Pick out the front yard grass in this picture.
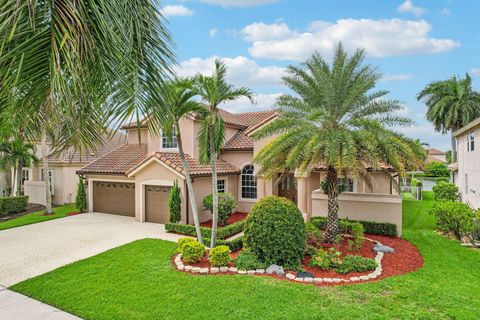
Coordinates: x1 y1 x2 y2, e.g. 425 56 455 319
11 193 480 319
0 204 77 231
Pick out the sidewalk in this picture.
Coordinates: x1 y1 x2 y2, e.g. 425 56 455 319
0 286 81 320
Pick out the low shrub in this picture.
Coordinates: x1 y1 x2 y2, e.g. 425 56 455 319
203 192 236 226
168 180 182 223
181 240 205 263
216 220 245 239
244 196 306 269
177 237 196 253
165 220 245 240
334 255 377 274
310 217 397 237
308 247 341 270
304 244 317 256
209 245 231 267
216 237 243 252
234 252 266 270
432 182 460 202
305 222 324 247
436 177 449 183
0 196 29 215
342 221 364 251
430 201 477 240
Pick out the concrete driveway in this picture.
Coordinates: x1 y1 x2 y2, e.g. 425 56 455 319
0 213 184 287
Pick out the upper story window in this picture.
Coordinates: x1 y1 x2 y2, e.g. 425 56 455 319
338 177 354 192
467 131 475 152
161 127 178 149
241 165 257 199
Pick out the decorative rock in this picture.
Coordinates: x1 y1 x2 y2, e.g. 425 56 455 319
266 264 285 276
219 266 229 273
304 277 314 283
332 278 343 283
210 267 219 274
294 277 304 282
359 275 369 281
238 270 247 275
185 265 193 272
229 267 238 273
373 244 395 253
286 273 296 280
247 270 256 275
174 255 182 263
177 265 185 271
296 271 314 278
256 269 265 274
191 267 201 273
323 278 333 283
350 277 360 282
200 268 209 274
314 278 323 283
368 273 377 279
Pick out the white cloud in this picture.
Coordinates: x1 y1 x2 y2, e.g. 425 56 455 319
381 74 413 82
200 0 280 8
163 5 193 17
470 68 480 76
241 19 459 61
176 56 285 87
221 93 281 113
397 0 426 17
439 8 451 16
209 29 219 38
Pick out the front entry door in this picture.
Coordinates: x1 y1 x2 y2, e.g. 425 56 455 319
278 173 297 204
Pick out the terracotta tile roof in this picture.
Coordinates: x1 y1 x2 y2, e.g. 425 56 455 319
426 155 447 164
48 132 127 164
223 131 254 151
127 152 240 177
77 144 148 175
427 148 447 155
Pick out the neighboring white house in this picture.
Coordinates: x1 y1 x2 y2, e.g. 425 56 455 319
426 148 448 164
451 118 480 209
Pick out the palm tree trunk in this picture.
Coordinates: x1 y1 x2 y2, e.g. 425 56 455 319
451 133 457 163
15 160 22 196
325 166 339 243
42 132 53 214
209 124 219 248
12 162 18 196
175 123 203 244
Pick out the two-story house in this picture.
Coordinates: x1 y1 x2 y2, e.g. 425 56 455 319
77 109 404 234
451 118 480 209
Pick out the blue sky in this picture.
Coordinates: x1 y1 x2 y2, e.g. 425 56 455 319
162 0 480 150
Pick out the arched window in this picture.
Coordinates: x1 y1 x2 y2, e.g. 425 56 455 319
241 164 257 199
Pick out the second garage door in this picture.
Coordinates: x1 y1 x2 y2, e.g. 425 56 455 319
145 185 171 223
93 181 135 216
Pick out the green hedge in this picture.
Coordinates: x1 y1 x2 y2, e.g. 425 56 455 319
310 216 398 237
0 196 29 215
165 220 245 241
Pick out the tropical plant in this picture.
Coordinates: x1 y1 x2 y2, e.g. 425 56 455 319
432 182 460 202
192 60 253 248
0 0 174 214
0 139 38 196
75 176 88 213
203 192 236 226
417 74 480 162
168 180 182 223
424 161 450 177
430 201 476 241
147 79 205 242
252 44 425 242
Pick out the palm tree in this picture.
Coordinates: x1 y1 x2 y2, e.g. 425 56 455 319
0 139 39 196
192 60 253 248
417 74 480 162
0 1 174 213
148 78 207 243
252 44 425 243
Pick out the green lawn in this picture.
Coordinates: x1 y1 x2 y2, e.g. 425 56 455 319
0 204 77 231
11 193 480 319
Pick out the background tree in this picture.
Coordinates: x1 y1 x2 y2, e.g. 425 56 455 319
192 60 253 248
0 0 174 213
253 44 425 242
148 79 206 241
417 74 480 162
76 176 88 213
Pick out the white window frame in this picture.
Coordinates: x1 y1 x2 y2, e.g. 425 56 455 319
160 127 178 151
467 131 475 152
41 168 55 195
239 164 257 201
217 178 227 193
338 177 356 193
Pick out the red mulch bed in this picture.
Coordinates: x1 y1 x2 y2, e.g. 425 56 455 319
200 212 247 228
174 234 424 286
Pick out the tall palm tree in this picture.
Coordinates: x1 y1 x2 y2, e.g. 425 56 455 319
0 0 174 213
252 44 425 242
417 74 480 162
192 60 253 248
0 139 39 196
148 78 207 243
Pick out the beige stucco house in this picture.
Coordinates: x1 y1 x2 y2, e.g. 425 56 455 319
451 118 480 209
426 148 448 164
23 133 126 206
78 109 403 234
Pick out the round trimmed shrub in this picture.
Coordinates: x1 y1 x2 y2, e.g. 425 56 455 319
177 237 196 253
209 245 231 267
182 240 205 263
243 196 306 268
203 192 237 226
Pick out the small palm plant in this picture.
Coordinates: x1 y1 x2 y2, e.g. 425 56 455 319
192 60 253 248
253 44 425 242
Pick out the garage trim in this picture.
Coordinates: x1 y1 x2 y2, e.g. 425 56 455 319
87 178 134 213
140 179 176 223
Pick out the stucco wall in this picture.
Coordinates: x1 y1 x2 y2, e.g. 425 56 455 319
311 192 403 236
456 125 480 209
220 151 253 169
127 128 149 145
